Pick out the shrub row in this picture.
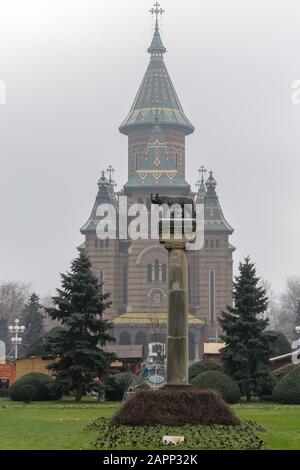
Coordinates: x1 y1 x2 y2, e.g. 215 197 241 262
9 373 63 402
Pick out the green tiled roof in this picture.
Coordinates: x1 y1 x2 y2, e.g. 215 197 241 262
203 172 234 234
80 172 118 234
119 25 194 135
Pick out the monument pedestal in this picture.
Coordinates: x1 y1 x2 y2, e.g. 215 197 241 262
111 195 240 427
166 245 189 386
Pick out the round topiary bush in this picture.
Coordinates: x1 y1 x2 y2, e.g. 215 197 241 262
188 361 223 382
9 373 63 402
191 370 241 404
19 384 37 403
273 366 300 404
272 364 297 383
260 364 298 398
111 388 241 426
105 372 148 401
266 330 291 358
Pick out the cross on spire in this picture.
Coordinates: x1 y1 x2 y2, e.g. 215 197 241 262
199 165 207 183
106 165 117 190
195 166 207 192
149 2 164 27
106 165 115 184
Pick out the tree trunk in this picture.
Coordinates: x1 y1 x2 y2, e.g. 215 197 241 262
246 392 251 402
75 378 83 402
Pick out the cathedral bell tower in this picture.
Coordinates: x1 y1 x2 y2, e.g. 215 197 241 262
119 2 194 196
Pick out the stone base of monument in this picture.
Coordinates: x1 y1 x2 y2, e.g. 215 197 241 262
111 387 240 427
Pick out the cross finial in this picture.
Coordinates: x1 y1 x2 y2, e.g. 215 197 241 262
106 165 115 184
199 165 207 183
149 2 164 28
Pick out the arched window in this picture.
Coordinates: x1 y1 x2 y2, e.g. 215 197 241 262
162 263 167 282
154 259 160 281
150 290 163 307
99 270 104 294
147 263 152 282
119 332 131 345
209 270 215 325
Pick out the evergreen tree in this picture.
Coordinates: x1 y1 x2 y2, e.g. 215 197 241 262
21 293 44 356
219 256 272 401
45 252 115 401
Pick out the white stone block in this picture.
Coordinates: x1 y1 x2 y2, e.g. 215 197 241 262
163 435 185 445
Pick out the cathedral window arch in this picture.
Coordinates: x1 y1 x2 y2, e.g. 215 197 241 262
162 263 167 282
119 331 131 345
147 260 167 282
154 259 160 281
209 270 215 325
99 270 105 294
147 263 152 282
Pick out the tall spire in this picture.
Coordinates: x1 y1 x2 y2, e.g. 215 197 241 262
148 2 166 56
119 3 194 135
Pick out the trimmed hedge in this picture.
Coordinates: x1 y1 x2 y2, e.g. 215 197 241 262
272 364 297 383
105 372 149 401
266 330 291 358
19 384 37 403
188 361 223 382
261 364 298 397
9 373 63 402
111 388 241 426
273 366 300 404
191 370 241 404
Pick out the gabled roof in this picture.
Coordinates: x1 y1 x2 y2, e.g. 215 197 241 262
119 23 194 135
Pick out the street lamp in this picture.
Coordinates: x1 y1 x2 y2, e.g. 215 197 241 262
8 319 25 360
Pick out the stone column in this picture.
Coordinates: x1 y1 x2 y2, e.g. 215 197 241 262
166 246 189 386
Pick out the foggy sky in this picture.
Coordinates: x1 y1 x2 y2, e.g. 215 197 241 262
0 0 299 298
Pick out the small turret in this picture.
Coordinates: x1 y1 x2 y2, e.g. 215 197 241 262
204 171 234 234
80 169 117 234
195 166 207 203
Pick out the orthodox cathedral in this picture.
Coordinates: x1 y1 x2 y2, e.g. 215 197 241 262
80 4 234 362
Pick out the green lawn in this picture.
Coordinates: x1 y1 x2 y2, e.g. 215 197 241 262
0 397 299 450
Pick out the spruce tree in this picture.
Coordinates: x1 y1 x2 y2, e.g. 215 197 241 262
21 293 44 357
219 256 272 401
46 252 115 401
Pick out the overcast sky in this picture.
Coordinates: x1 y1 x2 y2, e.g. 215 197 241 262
0 0 299 297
